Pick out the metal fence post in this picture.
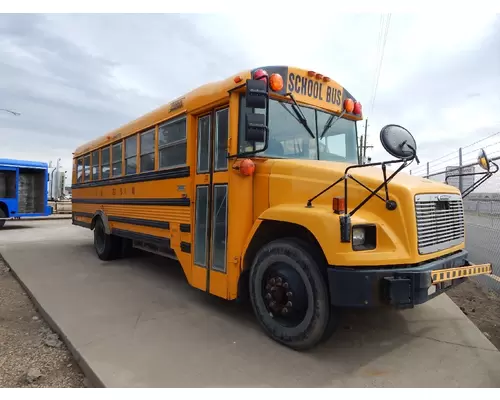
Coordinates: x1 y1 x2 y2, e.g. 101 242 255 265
458 147 463 194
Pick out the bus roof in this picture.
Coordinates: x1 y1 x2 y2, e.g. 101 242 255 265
73 66 361 157
0 158 48 169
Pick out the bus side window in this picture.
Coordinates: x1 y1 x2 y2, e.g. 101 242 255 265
125 134 137 175
159 117 187 169
215 108 229 171
140 129 155 172
83 155 91 182
77 158 83 182
91 150 99 180
101 147 110 179
112 142 123 177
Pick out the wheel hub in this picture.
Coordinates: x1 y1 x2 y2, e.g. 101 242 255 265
262 264 308 325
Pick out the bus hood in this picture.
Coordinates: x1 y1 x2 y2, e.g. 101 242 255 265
266 159 461 209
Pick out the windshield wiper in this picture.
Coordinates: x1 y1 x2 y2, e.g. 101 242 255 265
320 109 346 139
284 93 315 139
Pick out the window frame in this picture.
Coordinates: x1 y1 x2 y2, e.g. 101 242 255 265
197 114 211 174
76 158 83 183
158 115 187 170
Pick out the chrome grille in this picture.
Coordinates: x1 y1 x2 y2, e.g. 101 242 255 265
415 193 465 254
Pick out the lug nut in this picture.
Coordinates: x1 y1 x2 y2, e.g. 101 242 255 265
283 282 289 289
265 293 272 300
282 307 288 314
276 277 282 286
269 301 276 307
270 278 275 285
286 291 293 297
286 301 293 307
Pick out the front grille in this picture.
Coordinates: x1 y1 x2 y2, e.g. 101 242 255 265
415 193 465 255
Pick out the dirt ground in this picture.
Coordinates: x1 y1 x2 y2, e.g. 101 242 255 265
0 257 85 388
447 278 500 350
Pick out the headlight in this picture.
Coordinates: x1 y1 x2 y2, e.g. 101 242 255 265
352 227 366 246
352 225 376 250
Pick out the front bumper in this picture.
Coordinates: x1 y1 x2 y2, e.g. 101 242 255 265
327 250 492 309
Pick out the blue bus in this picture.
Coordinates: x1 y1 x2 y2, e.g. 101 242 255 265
0 158 52 229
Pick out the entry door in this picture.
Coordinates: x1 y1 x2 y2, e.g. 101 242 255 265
193 107 230 297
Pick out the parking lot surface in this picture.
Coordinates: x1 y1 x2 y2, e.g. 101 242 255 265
1 220 499 387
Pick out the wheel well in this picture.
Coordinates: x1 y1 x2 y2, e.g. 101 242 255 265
0 202 8 217
237 220 328 303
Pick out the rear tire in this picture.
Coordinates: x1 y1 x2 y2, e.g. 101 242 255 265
0 209 5 229
249 238 335 351
93 217 121 261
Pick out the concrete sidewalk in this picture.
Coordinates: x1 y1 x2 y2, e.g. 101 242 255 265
1 220 499 387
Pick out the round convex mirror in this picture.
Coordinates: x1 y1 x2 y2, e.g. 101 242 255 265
477 148 491 172
380 124 418 160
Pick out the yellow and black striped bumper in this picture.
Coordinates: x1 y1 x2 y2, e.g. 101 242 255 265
431 264 492 284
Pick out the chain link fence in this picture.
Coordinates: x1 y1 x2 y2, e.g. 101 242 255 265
410 133 500 293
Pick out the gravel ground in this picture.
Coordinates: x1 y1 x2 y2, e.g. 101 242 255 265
448 278 500 350
0 257 86 388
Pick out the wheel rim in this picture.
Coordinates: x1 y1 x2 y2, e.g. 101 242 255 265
94 222 106 254
261 262 308 327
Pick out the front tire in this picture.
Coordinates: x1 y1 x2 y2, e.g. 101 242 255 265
93 217 121 261
249 238 335 350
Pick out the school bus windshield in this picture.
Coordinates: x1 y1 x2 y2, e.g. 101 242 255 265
238 95 359 164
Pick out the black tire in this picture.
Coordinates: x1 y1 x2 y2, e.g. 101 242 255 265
0 208 5 229
93 217 121 261
249 238 335 350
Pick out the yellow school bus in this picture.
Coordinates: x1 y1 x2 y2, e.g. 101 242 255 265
72 66 497 350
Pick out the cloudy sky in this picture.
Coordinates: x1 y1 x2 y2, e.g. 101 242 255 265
1 13 499 190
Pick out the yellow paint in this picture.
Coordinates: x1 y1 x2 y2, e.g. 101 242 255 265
72 65 472 303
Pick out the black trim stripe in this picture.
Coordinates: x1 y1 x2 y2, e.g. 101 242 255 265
72 166 190 189
112 229 171 248
180 224 191 233
108 216 170 230
180 242 191 254
73 211 93 219
72 220 91 229
72 198 190 206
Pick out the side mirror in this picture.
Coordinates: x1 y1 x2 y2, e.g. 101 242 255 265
380 124 419 163
477 148 491 172
245 79 268 109
245 112 267 143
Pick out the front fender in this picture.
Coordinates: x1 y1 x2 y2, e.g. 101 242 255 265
258 204 342 265
250 204 409 267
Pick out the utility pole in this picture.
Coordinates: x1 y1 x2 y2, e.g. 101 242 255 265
363 117 369 162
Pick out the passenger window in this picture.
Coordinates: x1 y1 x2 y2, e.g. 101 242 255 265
91 150 99 180
77 158 83 182
101 147 110 179
112 142 122 177
211 184 228 272
215 108 229 171
197 115 211 173
140 129 155 172
194 185 209 267
125 135 137 175
83 155 91 182
159 117 187 169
